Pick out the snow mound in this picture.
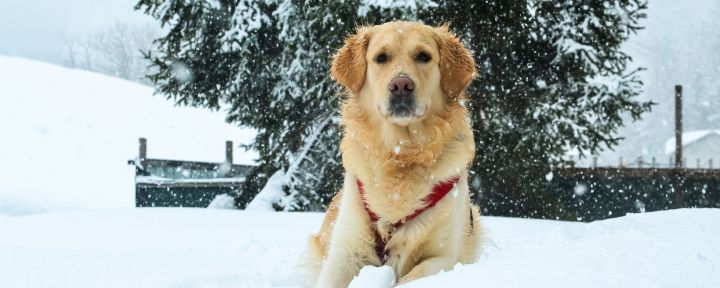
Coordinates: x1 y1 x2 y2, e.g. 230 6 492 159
245 170 286 211
207 194 236 209
404 209 720 288
0 196 46 216
0 56 256 212
0 208 717 287
349 266 395 288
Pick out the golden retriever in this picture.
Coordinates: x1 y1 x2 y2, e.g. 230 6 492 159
305 21 481 287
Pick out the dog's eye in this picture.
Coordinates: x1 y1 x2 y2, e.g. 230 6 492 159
374 53 388 64
415 52 431 63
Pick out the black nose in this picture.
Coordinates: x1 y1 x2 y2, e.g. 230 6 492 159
388 76 416 117
388 77 415 97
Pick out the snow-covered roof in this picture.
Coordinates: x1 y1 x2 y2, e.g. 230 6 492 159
664 130 720 154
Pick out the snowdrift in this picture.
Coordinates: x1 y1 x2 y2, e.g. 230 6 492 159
0 208 717 287
0 56 256 213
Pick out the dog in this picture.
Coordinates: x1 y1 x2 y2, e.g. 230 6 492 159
305 21 481 287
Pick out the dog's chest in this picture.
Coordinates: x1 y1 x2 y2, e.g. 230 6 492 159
379 203 455 278
379 222 426 276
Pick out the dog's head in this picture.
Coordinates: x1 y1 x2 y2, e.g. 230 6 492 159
332 22 476 126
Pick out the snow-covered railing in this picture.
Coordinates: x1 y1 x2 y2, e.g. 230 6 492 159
565 155 716 169
127 138 255 208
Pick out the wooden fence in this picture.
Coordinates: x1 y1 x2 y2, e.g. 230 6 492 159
548 167 720 221
571 156 715 169
126 137 719 219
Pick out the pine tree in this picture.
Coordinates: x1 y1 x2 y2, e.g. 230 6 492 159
137 0 651 216
424 0 652 218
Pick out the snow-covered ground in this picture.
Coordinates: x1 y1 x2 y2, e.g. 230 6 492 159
0 208 717 288
0 56 256 214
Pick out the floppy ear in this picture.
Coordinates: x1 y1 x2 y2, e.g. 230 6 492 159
331 27 371 94
433 25 477 99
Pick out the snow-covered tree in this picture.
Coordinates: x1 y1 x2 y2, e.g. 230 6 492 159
64 22 159 85
137 0 651 217
424 0 652 218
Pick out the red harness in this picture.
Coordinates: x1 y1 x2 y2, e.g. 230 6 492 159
356 176 460 261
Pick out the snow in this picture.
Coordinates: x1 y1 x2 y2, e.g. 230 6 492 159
545 171 554 181
0 56 257 213
574 183 588 196
207 194 236 209
410 209 720 287
245 170 287 211
663 129 720 154
0 208 717 287
0 209 316 288
349 266 395 288
135 176 247 184
357 0 438 17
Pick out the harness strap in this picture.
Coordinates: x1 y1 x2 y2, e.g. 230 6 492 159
357 176 460 261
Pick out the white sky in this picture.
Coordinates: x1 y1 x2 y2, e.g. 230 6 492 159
0 0 153 64
1 0 716 66
2 0 716 65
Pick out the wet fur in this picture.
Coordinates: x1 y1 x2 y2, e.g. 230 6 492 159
304 21 481 287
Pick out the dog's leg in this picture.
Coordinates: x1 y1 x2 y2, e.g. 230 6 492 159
397 256 456 285
315 239 377 288
314 175 379 288
303 191 343 287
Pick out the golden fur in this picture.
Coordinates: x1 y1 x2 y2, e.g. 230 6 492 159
305 21 481 287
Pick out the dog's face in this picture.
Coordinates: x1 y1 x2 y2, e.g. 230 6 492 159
332 22 476 126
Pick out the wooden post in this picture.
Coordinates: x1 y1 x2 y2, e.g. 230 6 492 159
675 85 683 169
225 141 233 164
139 138 147 168
671 85 685 208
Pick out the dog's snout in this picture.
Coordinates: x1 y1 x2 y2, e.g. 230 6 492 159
387 76 416 117
388 77 415 97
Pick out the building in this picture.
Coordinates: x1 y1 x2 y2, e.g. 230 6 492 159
664 130 720 168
